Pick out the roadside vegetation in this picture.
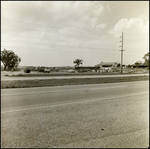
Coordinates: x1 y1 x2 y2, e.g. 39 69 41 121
1 76 149 89
1 49 149 89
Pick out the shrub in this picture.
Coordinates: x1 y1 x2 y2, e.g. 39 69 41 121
24 68 31 73
38 67 45 72
12 67 22 71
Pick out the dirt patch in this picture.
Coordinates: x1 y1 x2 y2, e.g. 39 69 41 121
1 76 149 89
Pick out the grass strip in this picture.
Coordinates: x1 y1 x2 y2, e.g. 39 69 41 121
1 76 149 89
6 72 142 77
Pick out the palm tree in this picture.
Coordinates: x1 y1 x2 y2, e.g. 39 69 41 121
73 59 83 67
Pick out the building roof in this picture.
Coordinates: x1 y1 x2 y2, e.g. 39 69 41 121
95 62 118 67
75 66 100 69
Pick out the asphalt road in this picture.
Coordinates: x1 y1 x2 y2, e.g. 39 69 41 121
1 73 149 81
1 81 149 148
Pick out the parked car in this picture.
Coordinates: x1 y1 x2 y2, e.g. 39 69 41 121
44 68 50 73
128 69 135 73
67 69 75 73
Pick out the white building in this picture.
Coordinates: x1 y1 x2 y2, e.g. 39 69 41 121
95 62 118 73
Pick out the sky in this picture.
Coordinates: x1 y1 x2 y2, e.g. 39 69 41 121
1 1 149 67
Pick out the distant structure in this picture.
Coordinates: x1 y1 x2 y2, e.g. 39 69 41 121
74 62 119 73
74 66 100 72
132 63 148 68
95 62 118 68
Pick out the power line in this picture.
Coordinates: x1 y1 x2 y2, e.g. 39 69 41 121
2 32 147 49
1 18 59 30
125 44 148 48
1 24 56 33
1 43 145 55
123 48 148 54
2 24 118 42
1 33 119 48
1 7 115 38
1 7 119 41
1 40 119 51
1 17 113 39
2 39 146 54
1 18 61 30
1 6 81 29
124 39 148 48
1 17 96 36
2 22 148 48
1 45 119 55
1 8 148 54
1 24 103 41
2 6 148 45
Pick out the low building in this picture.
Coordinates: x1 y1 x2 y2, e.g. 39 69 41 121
95 62 118 73
133 63 148 68
75 66 100 72
95 62 118 68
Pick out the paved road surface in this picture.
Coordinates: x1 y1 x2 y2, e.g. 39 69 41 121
1 81 149 148
1 73 149 81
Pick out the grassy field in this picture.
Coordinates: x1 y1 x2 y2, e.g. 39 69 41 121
2 71 127 77
1 68 149 77
1 76 149 89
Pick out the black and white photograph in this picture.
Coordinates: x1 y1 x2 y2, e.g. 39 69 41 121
1 1 149 148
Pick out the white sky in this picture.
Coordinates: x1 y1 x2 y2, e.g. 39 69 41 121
1 1 149 67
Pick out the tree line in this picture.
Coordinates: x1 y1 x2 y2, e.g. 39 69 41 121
1 48 149 71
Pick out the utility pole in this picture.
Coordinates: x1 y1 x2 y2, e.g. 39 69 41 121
119 32 125 73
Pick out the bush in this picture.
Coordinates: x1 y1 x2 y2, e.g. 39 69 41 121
37 67 45 72
24 68 31 73
6 67 13 71
12 67 22 71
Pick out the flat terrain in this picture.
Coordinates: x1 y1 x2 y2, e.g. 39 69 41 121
1 75 149 89
1 81 149 148
1 70 149 89
1 73 149 80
